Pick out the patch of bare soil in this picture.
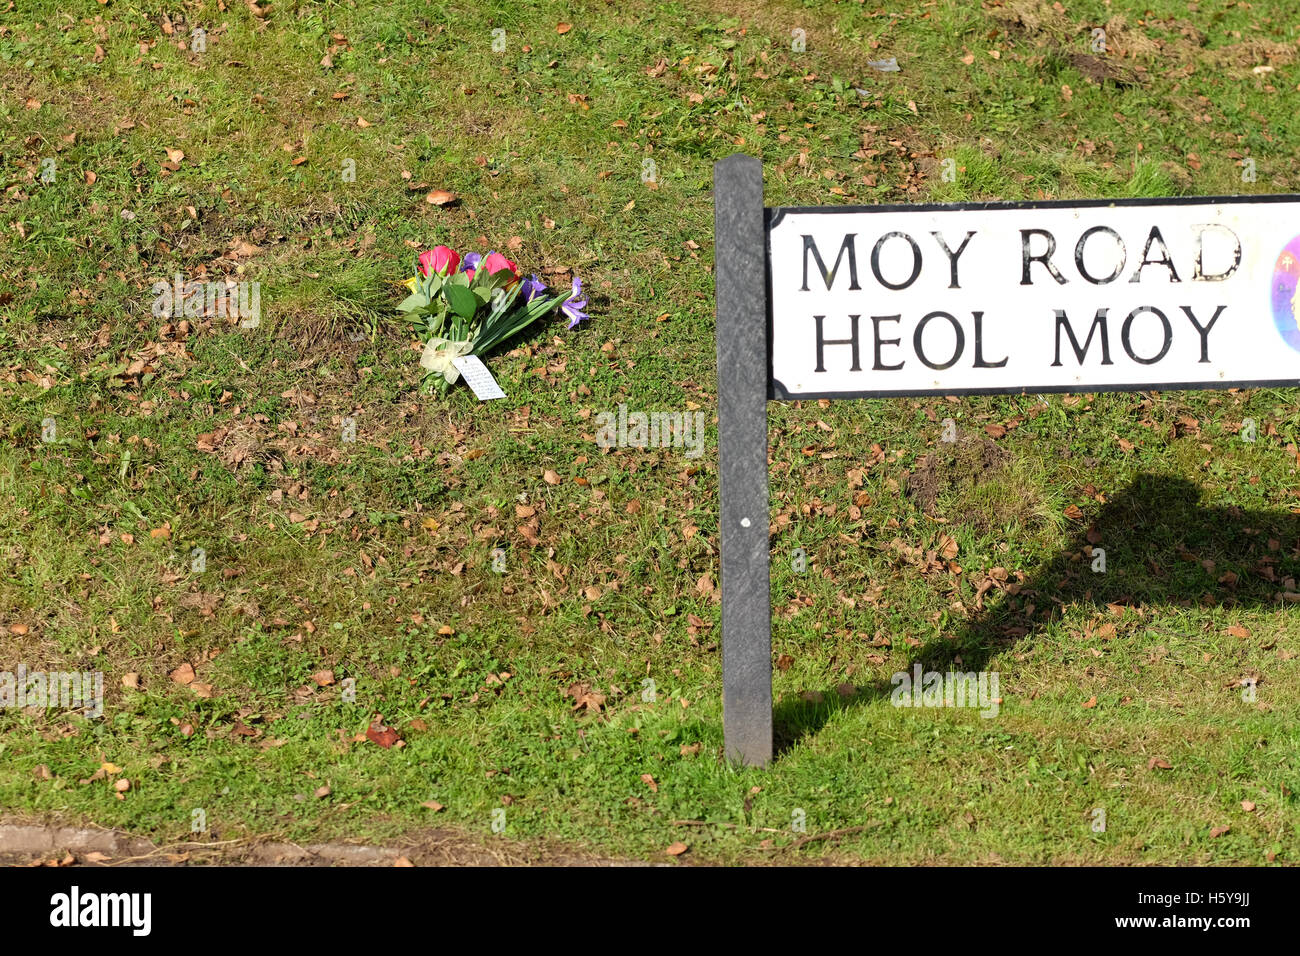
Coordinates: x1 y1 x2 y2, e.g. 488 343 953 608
906 436 1009 516
0 822 652 867
987 0 1299 79
1065 52 1141 88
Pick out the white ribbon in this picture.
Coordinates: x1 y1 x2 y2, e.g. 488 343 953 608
419 337 474 384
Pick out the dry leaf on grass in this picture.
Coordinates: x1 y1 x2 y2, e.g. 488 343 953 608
366 722 402 748
564 682 606 713
170 663 195 685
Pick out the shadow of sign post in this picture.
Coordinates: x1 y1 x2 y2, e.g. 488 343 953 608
712 153 1300 766
769 472 1298 757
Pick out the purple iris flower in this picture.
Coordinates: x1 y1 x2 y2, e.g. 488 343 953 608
461 252 482 278
561 276 588 329
521 274 547 303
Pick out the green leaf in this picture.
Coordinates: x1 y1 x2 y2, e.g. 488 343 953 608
396 293 427 313
445 283 479 320
474 295 554 355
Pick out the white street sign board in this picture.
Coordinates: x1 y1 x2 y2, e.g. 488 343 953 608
767 196 1300 398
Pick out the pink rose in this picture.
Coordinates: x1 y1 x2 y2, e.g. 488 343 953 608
419 246 460 277
481 251 519 279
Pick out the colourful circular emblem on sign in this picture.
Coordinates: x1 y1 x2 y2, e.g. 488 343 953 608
1272 236 1300 353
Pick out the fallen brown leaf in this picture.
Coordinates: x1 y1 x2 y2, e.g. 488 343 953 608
366 722 402 748
564 682 606 713
170 663 195 685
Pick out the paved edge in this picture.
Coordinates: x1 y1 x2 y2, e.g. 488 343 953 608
0 823 663 867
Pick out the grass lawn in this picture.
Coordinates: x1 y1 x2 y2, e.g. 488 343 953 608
0 0 1297 864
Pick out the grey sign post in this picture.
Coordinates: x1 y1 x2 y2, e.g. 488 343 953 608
713 154 772 766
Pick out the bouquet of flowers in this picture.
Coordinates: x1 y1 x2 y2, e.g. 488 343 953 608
397 245 588 394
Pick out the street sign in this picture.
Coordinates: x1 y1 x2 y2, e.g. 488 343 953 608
713 153 1300 765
